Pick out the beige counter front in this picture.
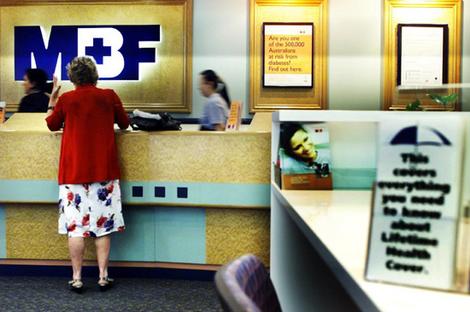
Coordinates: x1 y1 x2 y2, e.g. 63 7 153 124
0 113 271 267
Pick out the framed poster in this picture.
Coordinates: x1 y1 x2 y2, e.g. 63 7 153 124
397 24 449 87
263 23 314 88
383 0 462 110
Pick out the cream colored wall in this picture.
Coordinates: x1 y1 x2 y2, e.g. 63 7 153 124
190 0 470 114
2 1 469 115
192 0 384 113
191 0 249 117
461 1 470 110
328 0 383 110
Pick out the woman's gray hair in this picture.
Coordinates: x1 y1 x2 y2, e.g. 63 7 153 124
67 56 99 86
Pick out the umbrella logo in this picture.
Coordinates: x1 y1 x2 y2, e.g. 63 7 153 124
390 126 451 146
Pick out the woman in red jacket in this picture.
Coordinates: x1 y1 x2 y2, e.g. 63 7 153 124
46 56 130 293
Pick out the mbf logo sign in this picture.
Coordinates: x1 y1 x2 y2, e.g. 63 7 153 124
14 25 160 81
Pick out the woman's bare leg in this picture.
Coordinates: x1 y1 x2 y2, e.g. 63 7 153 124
95 235 111 278
68 237 85 280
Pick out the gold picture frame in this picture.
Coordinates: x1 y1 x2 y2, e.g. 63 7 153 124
383 0 462 111
249 0 328 112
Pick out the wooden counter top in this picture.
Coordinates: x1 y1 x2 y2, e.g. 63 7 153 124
0 113 269 135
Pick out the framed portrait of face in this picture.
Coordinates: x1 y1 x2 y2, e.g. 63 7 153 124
278 123 332 190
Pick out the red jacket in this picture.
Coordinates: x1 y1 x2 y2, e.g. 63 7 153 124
46 85 130 185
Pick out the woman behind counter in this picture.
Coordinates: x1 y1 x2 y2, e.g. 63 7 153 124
199 69 230 131
18 68 51 112
45 56 130 293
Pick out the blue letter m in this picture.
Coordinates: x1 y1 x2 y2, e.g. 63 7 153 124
14 26 77 80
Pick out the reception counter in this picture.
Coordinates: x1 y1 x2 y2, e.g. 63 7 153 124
0 113 271 267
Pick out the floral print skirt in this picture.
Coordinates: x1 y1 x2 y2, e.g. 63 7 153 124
58 180 125 238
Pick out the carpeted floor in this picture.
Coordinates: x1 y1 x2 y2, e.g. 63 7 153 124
0 276 223 312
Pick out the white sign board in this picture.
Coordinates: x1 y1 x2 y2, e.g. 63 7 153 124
400 26 445 87
366 118 464 290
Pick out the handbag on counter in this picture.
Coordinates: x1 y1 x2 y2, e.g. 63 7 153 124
129 110 182 131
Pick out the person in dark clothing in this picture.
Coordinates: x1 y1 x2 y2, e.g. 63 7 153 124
18 68 51 112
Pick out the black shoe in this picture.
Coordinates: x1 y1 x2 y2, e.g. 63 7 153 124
68 279 84 294
98 277 114 292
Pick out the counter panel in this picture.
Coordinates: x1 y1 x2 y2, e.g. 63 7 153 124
206 208 270 265
0 132 60 180
5 204 97 260
0 205 6 258
118 132 151 181
148 133 270 183
0 180 270 207
1 203 269 265
0 114 271 265
0 114 271 208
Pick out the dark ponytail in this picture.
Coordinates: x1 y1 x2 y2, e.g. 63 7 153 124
200 69 231 107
